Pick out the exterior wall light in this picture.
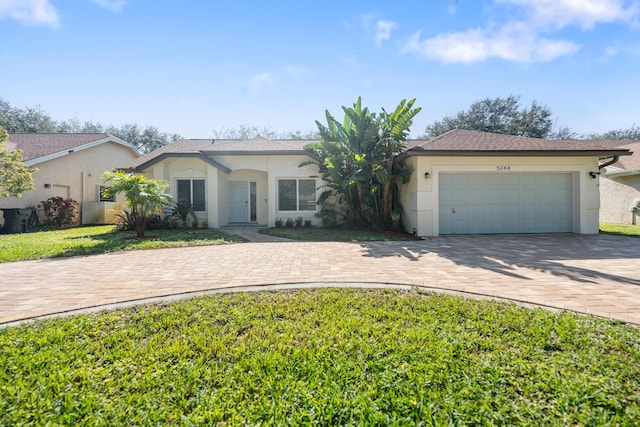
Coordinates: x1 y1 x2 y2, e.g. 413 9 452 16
589 171 600 179
424 172 431 179
44 183 51 188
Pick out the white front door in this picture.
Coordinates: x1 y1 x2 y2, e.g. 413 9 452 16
229 181 249 223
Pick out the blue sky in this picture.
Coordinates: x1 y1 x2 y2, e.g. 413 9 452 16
1 0 639 138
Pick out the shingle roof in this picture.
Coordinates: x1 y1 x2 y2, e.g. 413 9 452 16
7 133 136 162
575 139 639 172
127 138 316 171
400 129 632 159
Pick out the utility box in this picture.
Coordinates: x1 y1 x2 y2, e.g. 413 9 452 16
1 208 33 234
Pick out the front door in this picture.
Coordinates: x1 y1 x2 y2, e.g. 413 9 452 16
229 181 257 223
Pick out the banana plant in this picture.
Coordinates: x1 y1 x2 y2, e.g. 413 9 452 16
305 97 421 230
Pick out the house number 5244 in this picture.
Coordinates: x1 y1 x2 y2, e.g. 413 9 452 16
496 165 511 171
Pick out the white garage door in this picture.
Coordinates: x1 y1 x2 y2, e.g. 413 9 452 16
439 173 573 234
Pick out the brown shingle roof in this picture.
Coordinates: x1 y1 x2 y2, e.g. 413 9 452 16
609 141 639 171
7 133 135 162
126 138 316 171
575 139 639 171
400 129 632 159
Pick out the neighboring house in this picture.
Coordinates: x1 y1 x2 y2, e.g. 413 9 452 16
124 130 632 237
597 141 640 224
397 130 632 236
124 139 321 228
1 133 139 226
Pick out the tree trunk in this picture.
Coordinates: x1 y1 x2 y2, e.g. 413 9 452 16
132 206 145 238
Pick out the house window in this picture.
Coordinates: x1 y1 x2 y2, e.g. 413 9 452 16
278 179 316 211
177 179 205 211
99 185 115 202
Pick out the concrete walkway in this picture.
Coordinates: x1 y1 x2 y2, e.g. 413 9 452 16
1 234 639 326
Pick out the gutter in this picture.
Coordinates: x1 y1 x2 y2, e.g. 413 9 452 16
598 156 619 171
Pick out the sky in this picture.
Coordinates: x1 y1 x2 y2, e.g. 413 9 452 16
1 0 639 139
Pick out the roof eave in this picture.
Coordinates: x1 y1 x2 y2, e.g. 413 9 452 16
397 149 632 161
130 152 232 174
23 135 139 166
603 169 640 178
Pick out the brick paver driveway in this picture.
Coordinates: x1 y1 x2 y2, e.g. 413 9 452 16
1 234 639 325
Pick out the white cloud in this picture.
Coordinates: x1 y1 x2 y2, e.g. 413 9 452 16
0 0 59 27
401 0 634 64
497 0 639 30
249 72 274 92
359 13 397 46
374 19 397 46
90 0 127 12
402 25 580 64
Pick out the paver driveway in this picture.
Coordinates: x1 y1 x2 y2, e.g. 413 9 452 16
1 234 639 325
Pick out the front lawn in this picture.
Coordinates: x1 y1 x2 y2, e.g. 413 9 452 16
1 288 638 425
260 226 421 241
600 222 640 237
0 225 244 263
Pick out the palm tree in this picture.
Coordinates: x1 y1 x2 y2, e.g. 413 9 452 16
102 171 171 238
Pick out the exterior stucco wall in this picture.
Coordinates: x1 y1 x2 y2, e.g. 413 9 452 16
139 153 320 228
0 142 137 226
400 155 600 236
599 174 640 224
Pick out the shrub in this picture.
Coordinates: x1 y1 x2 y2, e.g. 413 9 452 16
304 220 312 227
295 216 304 227
112 209 134 231
275 218 283 228
40 197 78 228
285 218 294 227
166 202 198 228
113 210 163 231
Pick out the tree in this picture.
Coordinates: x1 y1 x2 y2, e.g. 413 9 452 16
211 124 318 140
589 124 640 141
0 97 181 154
306 97 421 230
101 171 171 238
0 98 58 133
424 95 554 139
106 123 181 153
0 126 35 197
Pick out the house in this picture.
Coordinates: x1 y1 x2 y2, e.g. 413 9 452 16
397 130 632 236
597 141 640 224
123 130 632 236
124 138 321 228
1 133 139 227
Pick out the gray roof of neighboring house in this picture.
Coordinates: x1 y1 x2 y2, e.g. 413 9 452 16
399 130 633 159
127 138 316 171
7 133 138 164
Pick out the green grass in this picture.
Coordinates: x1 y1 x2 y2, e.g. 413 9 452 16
1 288 638 425
0 225 244 263
600 222 640 237
260 227 420 241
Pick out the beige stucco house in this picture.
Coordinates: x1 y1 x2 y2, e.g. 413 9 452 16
1 133 139 226
597 141 640 224
397 130 632 236
125 139 321 228
124 130 632 236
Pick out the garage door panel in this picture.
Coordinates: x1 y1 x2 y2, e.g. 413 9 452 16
439 172 573 235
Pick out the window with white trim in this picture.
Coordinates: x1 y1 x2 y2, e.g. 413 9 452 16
177 179 205 211
278 179 316 211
